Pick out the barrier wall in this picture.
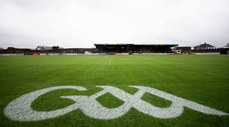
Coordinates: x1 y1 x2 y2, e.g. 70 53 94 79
192 52 220 55
114 53 129 55
132 53 174 55
32 53 40 55
0 53 225 56
0 54 24 56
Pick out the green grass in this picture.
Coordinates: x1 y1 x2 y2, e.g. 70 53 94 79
0 55 229 127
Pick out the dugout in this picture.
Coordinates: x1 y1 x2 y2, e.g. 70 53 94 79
94 44 178 53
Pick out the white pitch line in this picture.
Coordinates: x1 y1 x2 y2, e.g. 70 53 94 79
196 70 229 78
109 59 111 66
176 65 229 78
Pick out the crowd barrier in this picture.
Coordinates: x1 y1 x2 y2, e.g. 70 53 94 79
32 53 40 55
192 52 220 55
114 53 129 55
132 53 174 55
0 54 24 56
0 52 224 56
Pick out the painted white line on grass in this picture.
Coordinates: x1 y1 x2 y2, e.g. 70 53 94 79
178 65 229 78
4 86 228 121
196 70 229 78
109 59 111 66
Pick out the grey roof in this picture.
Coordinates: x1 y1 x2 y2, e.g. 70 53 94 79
36 46 52 50
194 43 215 48
94 44 179 46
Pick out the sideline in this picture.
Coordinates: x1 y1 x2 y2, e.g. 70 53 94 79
109 59 111 66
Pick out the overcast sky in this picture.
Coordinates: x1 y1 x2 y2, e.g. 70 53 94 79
0 0 229 48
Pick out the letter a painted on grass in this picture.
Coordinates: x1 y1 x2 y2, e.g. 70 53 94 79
4 86 228 121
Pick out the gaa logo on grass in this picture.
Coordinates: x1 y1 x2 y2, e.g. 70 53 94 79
4 86 228 121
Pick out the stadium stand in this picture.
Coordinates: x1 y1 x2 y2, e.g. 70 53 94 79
94 44 178 54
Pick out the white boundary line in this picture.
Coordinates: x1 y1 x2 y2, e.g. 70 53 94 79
109 59 111 66
197 70 229 78
176 65 229 78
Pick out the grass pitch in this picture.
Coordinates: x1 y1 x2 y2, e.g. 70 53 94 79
0 55 229 127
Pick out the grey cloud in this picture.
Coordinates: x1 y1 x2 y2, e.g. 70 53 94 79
0 0 228 48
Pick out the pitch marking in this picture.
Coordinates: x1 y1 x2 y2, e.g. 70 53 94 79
176 65 229 78
109 59 111 66
4 86 228 121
